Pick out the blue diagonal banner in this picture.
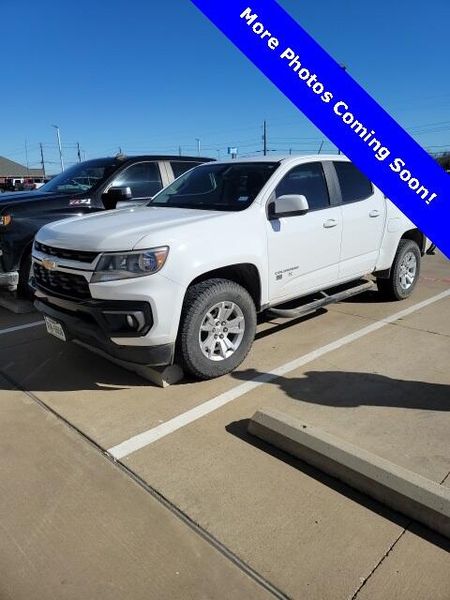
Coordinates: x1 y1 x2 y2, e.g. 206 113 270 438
190 0 450 258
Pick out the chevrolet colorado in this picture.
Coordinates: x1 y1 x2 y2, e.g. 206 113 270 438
32 155 430 380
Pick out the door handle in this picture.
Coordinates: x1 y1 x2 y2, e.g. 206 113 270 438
369 210 381 218
323 219 338 228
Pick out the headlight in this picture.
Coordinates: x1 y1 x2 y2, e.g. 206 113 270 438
0 215 12 226
91 246 169 283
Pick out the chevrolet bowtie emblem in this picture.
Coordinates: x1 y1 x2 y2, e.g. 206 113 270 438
42 258 57 270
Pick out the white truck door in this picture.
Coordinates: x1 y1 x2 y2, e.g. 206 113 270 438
333 161 386 280
266 161 342 303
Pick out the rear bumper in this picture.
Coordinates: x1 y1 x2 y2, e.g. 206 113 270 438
34 295 175 366
0 270 19 288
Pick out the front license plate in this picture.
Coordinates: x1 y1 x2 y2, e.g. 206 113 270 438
44 316 67 342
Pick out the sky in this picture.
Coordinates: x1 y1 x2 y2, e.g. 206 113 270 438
1 0 449 173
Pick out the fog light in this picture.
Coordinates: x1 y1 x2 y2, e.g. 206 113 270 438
102 310 147 334
126 314 137 328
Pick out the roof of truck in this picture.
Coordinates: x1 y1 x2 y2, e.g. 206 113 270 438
210 154 349 165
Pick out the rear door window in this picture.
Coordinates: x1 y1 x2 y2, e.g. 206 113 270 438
334 162 373 203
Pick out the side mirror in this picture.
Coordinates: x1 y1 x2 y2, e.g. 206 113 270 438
268 194 309 219
102 186 132 210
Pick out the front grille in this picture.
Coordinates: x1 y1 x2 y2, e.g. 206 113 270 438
35 241 98 264
34 263 91 300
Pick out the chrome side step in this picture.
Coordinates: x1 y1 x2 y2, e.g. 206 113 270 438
268 280 375 319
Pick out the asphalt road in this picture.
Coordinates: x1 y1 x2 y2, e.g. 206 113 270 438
0 252 449 600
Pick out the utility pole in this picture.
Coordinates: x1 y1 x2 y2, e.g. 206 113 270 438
77 142 82 162
178 146 182 156
52 125 64 171
24 139 29 175
318 140 324 154
39 143 46 178
195 138 201 156
263 120 267 156
216 149 221 160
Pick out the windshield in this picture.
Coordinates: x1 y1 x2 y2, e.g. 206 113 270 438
148 162 278 211
40 160 116 194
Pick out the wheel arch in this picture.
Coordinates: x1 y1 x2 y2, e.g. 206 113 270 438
376 228 425 279
401 228 426 255
185 263 262 311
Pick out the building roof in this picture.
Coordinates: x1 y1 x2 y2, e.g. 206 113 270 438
0 155 44 178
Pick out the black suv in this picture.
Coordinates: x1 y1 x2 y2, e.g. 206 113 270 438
0 154 212 296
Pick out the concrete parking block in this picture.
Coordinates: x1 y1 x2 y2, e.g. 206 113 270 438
75 340 185 387
248 408 450 538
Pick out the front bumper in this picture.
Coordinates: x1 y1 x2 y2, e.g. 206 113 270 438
34 293 175 366
0 270 19 288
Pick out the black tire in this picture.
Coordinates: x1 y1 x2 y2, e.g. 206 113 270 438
377 239 421 300
179 278 257 380
17 252 33 299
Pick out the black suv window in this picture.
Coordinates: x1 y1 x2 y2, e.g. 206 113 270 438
276 162 330 211
111 162 162 199
170 161 203 178
40 159 116 194
334 161 373 203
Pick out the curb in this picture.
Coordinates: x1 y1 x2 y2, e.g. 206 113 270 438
248 408 450 539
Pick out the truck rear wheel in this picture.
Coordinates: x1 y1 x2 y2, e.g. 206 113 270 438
377 239 421 300
179 278 256 380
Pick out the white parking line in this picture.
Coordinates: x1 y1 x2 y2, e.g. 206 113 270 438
108 289 450 460
0 321 44 336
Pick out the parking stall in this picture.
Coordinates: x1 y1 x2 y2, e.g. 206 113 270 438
0 253 449 600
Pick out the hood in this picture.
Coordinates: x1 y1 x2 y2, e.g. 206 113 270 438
0 190 75 208
36 205 224 252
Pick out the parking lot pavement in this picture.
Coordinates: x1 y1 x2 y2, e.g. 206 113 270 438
0 310 42 332
355 526 450 600
0 252 448 599
0 377 273 600
0 299 390 450
119 283 449 598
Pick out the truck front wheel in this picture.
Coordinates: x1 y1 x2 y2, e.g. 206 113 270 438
18 252 33 299
377 239 421 300
179 278 256 380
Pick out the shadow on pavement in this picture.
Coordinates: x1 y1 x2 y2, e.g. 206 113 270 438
231 369 450 412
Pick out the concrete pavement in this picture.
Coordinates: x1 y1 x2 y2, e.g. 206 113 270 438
0 379 273 600
0 251 448 599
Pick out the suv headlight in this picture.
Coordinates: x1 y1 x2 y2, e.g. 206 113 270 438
91 246 169 283
0 215 12 226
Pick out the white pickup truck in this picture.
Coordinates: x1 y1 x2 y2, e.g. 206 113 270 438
32 155 430 379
